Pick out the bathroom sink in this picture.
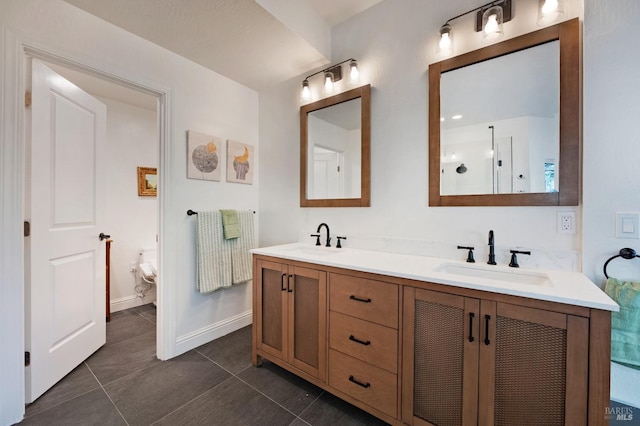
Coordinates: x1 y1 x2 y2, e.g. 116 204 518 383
435 262 552 287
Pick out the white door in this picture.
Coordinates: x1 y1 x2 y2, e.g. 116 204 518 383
26 60 107 402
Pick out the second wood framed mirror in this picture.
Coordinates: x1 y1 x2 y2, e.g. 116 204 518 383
429 19 580 206
300 84 371 207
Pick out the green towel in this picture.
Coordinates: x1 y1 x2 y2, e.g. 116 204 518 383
220 209 241 240
605 277 640 367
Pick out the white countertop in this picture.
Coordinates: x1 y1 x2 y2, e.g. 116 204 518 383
251 243 619 312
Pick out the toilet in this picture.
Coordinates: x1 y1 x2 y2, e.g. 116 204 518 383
139 248 157 304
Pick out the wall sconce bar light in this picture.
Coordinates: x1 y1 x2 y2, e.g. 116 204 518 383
301 58 359 102
437 0 512 57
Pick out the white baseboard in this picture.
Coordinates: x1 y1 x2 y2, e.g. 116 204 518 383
110 290 156 313
611 362 640 408
174 310 253 355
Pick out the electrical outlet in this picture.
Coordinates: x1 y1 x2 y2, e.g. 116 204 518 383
558 211 576 234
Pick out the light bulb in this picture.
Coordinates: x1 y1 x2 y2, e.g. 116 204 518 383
349 60 360 85
436 24 453 57
538 0 564 26
484 14 499 35
542 0 559 14
324 71 334 93
301 80 311 102
482 6 504 43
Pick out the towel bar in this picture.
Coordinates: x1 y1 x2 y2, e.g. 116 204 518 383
604 248 640 278
187 209 255 216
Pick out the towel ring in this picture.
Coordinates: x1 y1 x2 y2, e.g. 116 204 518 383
603 248 639 278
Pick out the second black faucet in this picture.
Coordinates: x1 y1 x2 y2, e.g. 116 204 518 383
316 223 331 247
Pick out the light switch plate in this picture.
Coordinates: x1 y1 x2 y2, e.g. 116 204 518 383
616 212 640 239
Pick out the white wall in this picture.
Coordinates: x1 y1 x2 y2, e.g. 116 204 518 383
582 0 640 284
102 97 159 311
0 1 258 422
259 0 583 269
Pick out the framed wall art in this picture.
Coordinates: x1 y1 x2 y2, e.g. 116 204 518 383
226 140 254 185
137 167 157 196
187 130 222 181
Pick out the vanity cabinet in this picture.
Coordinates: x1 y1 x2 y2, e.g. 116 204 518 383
253 258 327 380
252 252 611 426
402 287 589 426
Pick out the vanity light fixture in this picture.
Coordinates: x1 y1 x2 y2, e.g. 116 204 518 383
300 58 359 102
436 0 512 57
452 114 463 120
537 0 564 26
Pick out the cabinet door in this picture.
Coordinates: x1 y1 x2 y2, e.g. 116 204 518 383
287 265 327 380
403 287 479 426
255 259 288 362
478 302 589 426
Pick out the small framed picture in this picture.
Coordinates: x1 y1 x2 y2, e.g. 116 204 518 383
226 140 254 184
137 167 157 196
187 130 222 181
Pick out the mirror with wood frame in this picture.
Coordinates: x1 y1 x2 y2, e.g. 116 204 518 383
429 18 580 206
300 84 371 207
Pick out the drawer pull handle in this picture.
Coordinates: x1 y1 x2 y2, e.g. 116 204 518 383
349 295 371 303
281 273 286 292
484 314 491 346
287 274 293 293
468 312 475 343
348 375 371 389
349 335 371 346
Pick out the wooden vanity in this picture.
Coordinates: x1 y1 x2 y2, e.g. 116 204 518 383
252 245 616 425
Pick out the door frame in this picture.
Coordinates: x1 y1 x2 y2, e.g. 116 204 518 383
0 30 175 422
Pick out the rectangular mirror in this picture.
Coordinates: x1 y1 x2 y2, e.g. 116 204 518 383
429 19 580 206
301 84 371 207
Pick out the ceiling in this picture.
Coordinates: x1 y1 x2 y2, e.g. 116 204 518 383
61 0 385 92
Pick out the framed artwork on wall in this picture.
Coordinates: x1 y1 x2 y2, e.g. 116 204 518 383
137 167 157 196
187 130 222 181
226 140 254 184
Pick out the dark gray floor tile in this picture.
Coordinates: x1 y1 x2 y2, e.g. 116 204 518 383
299 392 389 426
130 303 157 323
87 331 159 384
107 309 155 345
195 325 252 374
24 363 100 418
153 376 295 426
20 388 126 426
238 360 322 415
289 418 312 426
104 350 231 425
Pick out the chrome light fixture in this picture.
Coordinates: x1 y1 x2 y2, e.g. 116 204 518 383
436 0 512 57
537 0 564 26
300 58 359 102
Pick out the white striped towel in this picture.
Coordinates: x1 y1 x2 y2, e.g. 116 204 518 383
229 210 255 284
196 210 255 294
196 211 232 293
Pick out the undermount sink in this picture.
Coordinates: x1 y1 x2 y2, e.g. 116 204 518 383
435 262 552 287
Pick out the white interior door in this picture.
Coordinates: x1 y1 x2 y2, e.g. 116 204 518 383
26 60 107 403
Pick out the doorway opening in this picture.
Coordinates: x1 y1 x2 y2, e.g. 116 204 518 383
23 49 167 403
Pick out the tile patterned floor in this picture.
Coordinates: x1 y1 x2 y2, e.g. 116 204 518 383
18 305 387 426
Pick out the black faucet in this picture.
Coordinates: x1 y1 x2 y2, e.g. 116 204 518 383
487 230 497 265
316 223 331 247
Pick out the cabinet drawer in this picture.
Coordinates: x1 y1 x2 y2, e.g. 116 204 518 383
329 273 398 328
329 349 397 418
329 311 397 373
